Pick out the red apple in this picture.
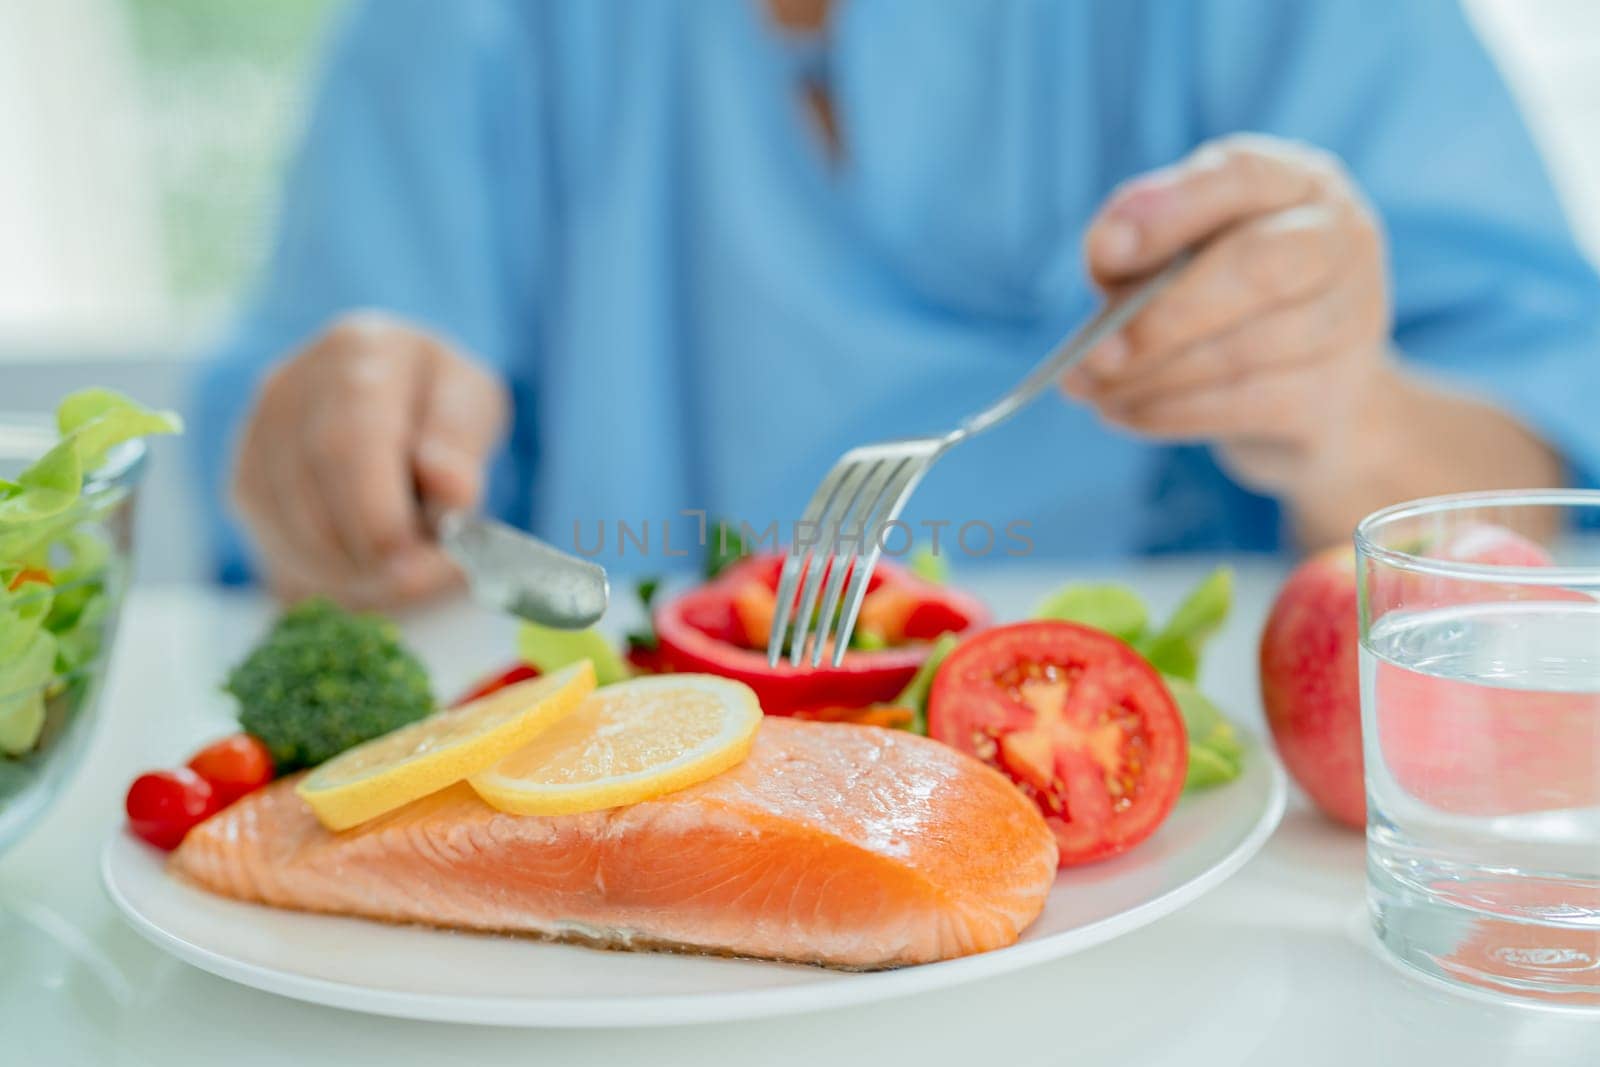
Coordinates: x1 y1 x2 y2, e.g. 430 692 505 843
1373 653 1600 817
1433 522 1553 568
1258 525 1556 830
1259 548 1365 828
1254 521 1555 831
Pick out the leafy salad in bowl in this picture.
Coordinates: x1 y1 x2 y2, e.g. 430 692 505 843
0 389 181 854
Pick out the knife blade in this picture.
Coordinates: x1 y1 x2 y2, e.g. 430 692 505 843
435 508 609 629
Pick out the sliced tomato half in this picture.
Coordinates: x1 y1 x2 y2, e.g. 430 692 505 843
928 620 1187 866
652 554 989 716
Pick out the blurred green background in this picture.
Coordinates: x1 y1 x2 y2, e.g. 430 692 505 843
123 0 340 322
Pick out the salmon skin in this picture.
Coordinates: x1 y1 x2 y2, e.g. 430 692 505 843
171 719 1058 969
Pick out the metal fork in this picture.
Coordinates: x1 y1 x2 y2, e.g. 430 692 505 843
767 252 1192 668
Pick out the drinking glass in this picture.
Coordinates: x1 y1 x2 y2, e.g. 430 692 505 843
1357 490 1600 1008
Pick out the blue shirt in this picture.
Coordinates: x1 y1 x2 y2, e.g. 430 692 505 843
192 0 1600 580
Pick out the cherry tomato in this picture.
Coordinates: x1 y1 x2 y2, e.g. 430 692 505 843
187 733 276 807
125 768 220 851
452 663 542 707
928 620 1187 866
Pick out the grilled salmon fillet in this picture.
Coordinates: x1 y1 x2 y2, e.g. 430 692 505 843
171 718 1057 968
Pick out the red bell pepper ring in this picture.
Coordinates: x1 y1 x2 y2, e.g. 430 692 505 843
651 554 988 717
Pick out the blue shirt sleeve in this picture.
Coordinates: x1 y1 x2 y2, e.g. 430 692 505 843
1192 0 1600 487
187 0 546 582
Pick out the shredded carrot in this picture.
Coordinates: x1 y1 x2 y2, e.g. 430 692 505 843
802 704 914 729
6 567 50 592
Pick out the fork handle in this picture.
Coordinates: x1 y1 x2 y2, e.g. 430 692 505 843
955 249 1194 440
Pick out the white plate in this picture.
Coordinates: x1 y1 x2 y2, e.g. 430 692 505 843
103 742 1285 1028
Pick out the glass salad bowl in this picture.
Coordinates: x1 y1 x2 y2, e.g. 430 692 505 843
0 416 145 857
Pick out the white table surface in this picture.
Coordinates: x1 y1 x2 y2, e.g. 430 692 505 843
2 560 1596 1066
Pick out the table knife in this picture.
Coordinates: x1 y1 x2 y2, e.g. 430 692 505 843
435 508 609 629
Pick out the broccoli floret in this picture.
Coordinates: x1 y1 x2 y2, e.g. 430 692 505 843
226 598 434 770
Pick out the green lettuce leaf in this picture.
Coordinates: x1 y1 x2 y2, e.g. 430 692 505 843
56 387 132 433
1165 675 1246 791
1034 582 1149 644
1185 745 1243 790
0 389 180 759
44 530 112 634
57 388 183 471
894 631 960 735
46 531 113 674
0 390 178 549
1134 567 1232 682
0 438 81 527
0 629 57 755
1140 636 1200 681
0 578 53 662
52 593 107 676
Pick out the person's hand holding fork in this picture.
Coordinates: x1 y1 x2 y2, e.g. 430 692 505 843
1064 134 1556 545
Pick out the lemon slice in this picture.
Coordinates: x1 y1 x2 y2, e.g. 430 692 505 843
469 674 762 816
297 661 596 830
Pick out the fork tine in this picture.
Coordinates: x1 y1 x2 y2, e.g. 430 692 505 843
828 460 931 668
787 461 873 665
767 463 851 666
810 459 907 667
767 550 808 668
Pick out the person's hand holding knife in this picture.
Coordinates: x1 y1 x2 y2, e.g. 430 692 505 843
231 313 509 609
